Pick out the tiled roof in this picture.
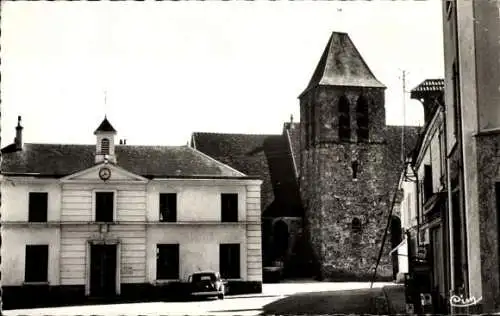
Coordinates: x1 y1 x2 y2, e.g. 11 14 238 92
94 117 117 134
410 79 444 96
300 32 385 97
1 143 249 179
191 132 303 217
384 125 422 167
410 78 445 126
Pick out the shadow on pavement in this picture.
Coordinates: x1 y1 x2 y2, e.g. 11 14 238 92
261 288 389 315
208 308 264 313
225 294 282 300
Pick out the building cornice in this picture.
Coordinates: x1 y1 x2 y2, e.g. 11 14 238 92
1 220 261 227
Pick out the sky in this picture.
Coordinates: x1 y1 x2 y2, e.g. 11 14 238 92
1 1 444 146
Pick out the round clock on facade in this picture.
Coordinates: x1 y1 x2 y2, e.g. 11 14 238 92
99 167 111 181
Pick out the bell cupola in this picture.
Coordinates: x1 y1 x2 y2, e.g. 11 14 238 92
94 116 117 164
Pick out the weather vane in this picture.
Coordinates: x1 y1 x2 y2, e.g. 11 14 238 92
104 89 109 117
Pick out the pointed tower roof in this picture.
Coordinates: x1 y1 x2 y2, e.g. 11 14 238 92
300 32 385 97
94 116 117 134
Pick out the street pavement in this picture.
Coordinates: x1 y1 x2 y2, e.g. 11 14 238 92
4 280 395 316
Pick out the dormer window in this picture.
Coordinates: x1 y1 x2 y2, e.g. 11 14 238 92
101 138 110 155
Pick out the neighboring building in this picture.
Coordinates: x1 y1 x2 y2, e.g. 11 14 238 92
298 31 419 280
393 162 415 281
194 31 420 281
191 121 313 279
442 0 500 313
396 79 449 313
1 117 263 309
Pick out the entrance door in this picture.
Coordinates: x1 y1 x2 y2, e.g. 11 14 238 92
431 226 445 305
90 244 117 297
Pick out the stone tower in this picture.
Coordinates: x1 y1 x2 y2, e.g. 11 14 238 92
298 32 396 280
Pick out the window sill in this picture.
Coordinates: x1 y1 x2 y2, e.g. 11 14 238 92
23 281 49 286
2 221 257 226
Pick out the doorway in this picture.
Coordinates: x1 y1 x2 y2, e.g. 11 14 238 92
90 244 117 297
390 216 402 280
273 220 289 260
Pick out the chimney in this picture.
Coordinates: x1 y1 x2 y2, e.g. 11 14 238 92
15 115 23 150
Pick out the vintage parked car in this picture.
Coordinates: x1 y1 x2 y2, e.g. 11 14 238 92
188 271 228 299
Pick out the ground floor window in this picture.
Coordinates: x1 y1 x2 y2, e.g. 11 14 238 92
156 244 180 280
25 245 49 283
220 243 240 279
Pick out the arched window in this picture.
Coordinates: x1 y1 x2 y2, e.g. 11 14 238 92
338 96 351 141
101 138 110 155
356 96 369 142
351 217 362 233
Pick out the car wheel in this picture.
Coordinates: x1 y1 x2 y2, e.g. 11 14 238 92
218 293 224 300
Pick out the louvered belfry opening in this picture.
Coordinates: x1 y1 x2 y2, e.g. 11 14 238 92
101 138 110 155
356 96 369 142
338 95 351 141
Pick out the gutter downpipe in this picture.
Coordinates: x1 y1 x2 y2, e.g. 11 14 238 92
441 102 455 313
410 165 420 252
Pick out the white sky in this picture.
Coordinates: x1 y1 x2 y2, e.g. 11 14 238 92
1 1 444 146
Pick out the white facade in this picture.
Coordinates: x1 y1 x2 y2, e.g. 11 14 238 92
1 164 262 292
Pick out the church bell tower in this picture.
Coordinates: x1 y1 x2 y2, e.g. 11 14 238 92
298 32 394 280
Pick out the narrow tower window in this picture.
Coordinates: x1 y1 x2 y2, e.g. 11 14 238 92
305 103 311 148
352 217 362 232
356 96 369 142
352 161 359 179
101 138 110 155
338 96 351 141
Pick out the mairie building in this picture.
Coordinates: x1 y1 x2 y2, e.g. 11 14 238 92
1 117 263 309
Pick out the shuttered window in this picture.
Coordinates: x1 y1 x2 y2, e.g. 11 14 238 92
156 244 180 280
159 193 177 222
29 192 48 222
25 245 49 283
95 192 114 222
221 193 238 222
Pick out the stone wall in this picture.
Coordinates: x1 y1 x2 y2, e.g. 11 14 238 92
476 133 500 312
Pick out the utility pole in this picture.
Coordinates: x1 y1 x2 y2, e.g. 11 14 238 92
400 69 409 163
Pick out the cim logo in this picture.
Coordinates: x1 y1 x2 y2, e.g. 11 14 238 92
449 292 482 307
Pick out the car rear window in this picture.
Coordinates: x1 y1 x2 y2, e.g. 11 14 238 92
192 273 216 282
